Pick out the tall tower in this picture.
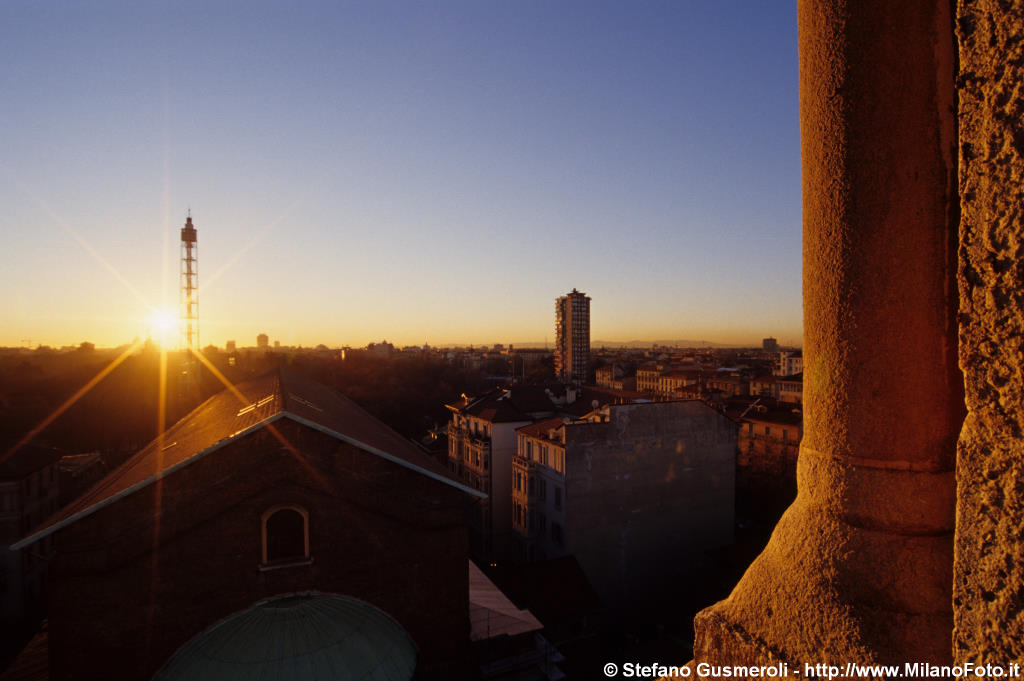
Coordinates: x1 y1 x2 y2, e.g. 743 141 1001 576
554 288 590 385
179 213 200 398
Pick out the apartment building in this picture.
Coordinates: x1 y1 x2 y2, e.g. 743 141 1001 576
446 386 557 561
657 369 701 398
776 350 804 376
635 363 665 393
778 374 803 404
511 401 736 605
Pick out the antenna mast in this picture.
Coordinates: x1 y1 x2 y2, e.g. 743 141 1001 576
179 213 200 399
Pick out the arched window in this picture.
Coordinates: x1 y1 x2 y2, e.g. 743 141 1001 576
261 505 310 567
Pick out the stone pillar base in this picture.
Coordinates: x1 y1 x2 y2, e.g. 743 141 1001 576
691 449 954 676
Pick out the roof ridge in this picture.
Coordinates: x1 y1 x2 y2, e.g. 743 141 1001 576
12 368 483 551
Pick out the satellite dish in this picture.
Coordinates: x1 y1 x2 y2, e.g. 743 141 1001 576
591 400 599 409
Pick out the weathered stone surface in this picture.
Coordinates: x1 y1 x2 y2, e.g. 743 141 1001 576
955 0 1024 663
691 0 960 673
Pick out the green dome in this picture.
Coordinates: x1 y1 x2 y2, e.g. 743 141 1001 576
155 595 417 681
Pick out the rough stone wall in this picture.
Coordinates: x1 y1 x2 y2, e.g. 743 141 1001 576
954 0 1024 663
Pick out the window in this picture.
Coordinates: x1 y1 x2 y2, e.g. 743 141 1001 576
554 486 562 510
552 523 563 545
261 506 310 568
539 479 547 501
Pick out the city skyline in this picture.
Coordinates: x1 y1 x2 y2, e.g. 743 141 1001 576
3 1 1021 676
1 2 801 349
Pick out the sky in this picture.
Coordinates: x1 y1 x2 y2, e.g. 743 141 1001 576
0 1 801 349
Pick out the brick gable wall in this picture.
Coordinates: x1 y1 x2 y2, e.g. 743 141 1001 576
48 419 470 680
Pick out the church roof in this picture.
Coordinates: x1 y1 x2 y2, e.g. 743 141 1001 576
12 368 483 550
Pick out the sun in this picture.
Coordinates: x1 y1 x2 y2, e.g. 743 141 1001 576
147 308 178 347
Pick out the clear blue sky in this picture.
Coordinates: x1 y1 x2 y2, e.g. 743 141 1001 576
0 1 801 349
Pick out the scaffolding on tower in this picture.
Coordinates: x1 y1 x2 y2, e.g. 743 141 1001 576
179 213 200 401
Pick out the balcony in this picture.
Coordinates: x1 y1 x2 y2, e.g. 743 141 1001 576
448 423 491 449
512 454 535 470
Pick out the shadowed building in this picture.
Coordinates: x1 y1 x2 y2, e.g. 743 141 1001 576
512 401 736 607
12 369 485 680
56 453 107 507
0 444 62 644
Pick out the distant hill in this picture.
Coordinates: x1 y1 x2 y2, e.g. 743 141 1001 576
506 339 748 350
594 339 741 348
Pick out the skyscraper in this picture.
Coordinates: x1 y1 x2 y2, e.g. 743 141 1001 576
554 288 590 384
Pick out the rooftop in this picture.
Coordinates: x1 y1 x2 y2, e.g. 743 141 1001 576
516 416 570 441
14 368 481 550
0 442 63 481
447 386 557 423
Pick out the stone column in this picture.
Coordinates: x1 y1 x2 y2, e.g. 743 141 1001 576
693 0 961 668
954 0 1024 665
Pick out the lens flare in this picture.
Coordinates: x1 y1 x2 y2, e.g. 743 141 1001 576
148 309 178 347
